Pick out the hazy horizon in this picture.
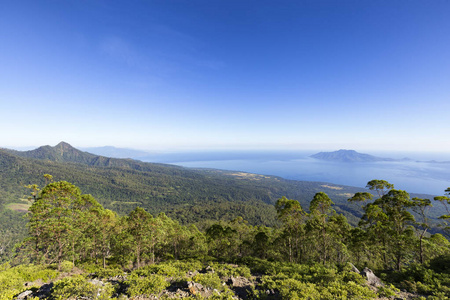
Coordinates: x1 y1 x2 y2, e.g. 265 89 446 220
5 142 450 162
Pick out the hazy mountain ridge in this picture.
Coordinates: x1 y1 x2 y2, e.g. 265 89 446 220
5 142 98 164
5 142 176 172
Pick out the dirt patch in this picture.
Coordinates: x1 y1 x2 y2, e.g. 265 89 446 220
338 193 353 198
228 172 272 180
321 184 343 190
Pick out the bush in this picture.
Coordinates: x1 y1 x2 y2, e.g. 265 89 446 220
429 254 450 274
377 284 399 298
258 263 377 300
210 262 251 278
192 273 223 290
381 263 450 298
127 274 169 297
276 278 320 300
0 264 58 299
133 263 179 277
169 259 203 274
94 267 126 279
51 275 114 300
60 261 73 273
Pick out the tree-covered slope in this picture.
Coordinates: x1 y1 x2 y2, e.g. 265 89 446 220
0 144 370 226
2 180 448 299
1 143 446 226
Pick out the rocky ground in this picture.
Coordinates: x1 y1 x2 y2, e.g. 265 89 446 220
13 265 425 300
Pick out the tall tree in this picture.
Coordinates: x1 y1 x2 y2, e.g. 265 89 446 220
275 197 307 263
411 197 432 264
378 189 415 270
307 192 334 264
205 223 237 259
126 207 154 268
366 179 394 198
434 187 450 237
351 181 416 270
27 181 82 270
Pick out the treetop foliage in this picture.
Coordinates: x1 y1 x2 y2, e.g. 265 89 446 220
0 178 449 299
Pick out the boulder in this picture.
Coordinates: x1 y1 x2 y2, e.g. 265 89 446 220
15 290 32 299
361 267 383 287
227 276 254 299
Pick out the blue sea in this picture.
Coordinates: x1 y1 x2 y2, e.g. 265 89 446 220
141 151 450 196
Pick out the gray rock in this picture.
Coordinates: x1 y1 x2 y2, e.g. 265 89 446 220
88 278 105 286
15 290 33 299
361 267 383 287
228 276 253 288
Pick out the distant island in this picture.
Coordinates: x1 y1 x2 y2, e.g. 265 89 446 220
311 149 410 163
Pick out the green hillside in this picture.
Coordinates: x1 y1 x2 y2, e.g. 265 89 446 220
0 143 371 225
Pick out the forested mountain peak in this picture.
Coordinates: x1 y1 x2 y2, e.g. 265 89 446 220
5 141 98 164
54 141 75 151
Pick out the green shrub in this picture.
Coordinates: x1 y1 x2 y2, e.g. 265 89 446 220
382 263 450 297
133 263 179 277
169 260 203 274
210 262 251 278
78 262 125 278
192 273 223 290
277 278 320 300
259 264 377 300
0 264 59 299
127 274 169 296
60 261 74 273
429 254 450 274
51 275 114 300
322 280 376 299
97 268 125 279
377 284 399 298
14 264 59 282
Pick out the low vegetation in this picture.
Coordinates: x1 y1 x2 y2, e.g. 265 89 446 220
0 178 449 299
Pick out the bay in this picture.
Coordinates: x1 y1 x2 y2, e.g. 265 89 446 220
141 151 450 196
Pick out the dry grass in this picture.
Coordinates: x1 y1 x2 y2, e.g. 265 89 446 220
338 193 354 198
227 172 272 180
321 184 343 190
6 203 31 213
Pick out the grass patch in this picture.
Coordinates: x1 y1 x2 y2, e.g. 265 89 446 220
110 201 142 205
5 203 30 213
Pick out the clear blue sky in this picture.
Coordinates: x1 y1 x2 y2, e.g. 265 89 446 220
1 0 449 151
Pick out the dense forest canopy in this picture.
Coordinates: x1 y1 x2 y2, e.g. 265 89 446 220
1 176 449 299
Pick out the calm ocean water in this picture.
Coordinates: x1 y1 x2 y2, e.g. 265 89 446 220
141 151 450 196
